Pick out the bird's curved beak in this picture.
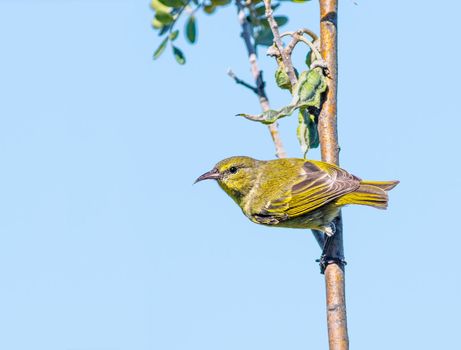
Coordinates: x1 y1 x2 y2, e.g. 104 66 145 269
194 168 220 184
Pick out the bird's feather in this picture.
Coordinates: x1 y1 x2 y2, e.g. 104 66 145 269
256 160 361 223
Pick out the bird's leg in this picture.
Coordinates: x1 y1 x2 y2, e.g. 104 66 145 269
319 224 334 265
316 222 346 274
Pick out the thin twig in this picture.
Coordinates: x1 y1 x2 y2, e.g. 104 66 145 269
284 36 299 56
298 36 323 62
302 28 318 41
280 30 322 62
235 0 286 159
263 0 297 86
227 69 259 94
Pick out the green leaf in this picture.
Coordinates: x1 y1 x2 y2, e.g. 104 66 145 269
151 0 171 12
254 4 266 17
159 0 185 7
203 4 216 14
155 11 174 25
153 36 169 59
295 68 326 104
305 49 312 67
211 0 232 5
260 18 270 28
186 16 197 43
169 30 179 41
254 28 274 46
238 67 327 124
297 110 309 157
297 109 319 157
152 18 164 29
274 16 288 27
172 46 186 64
291 0 311 2
275 66 291 90
255 2 280 13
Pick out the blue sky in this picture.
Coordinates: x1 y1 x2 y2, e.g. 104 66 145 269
0 1 459 349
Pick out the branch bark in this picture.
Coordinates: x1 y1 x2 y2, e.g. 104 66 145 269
318 1 349 349
235 0 286 159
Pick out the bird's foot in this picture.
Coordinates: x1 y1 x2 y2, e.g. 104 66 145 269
316 255 347 274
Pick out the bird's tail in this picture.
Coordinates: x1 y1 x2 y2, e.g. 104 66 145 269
335 180 400 209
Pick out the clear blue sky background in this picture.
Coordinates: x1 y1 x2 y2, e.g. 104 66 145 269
0 1 459 349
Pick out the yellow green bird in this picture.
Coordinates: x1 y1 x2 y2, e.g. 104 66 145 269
195 156 398 236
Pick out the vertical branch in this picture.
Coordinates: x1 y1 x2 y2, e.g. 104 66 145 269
318 2 340 165
318 1 349 350
236 0 286 159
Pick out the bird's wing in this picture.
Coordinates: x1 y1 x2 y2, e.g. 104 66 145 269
256 160 361 222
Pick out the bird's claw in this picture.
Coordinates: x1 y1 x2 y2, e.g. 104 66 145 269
316 255 347 274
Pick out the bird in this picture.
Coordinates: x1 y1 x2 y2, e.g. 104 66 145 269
195 156 399 236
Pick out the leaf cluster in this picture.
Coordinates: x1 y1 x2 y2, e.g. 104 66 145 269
151 0 307 64
151 0 200 64
247 1 288 47
152 0 321 157
239 64 327 156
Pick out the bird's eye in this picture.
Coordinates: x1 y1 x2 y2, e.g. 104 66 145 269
229 166 238 174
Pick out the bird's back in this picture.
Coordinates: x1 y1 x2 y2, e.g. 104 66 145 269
240 158 308 217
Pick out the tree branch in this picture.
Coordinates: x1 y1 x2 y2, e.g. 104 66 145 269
235 0 286 159
227 69 259 94
318 0 349 349
280 30 322 63
263 0 297 86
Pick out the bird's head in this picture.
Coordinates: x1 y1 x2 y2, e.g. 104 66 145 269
195 156 261 203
